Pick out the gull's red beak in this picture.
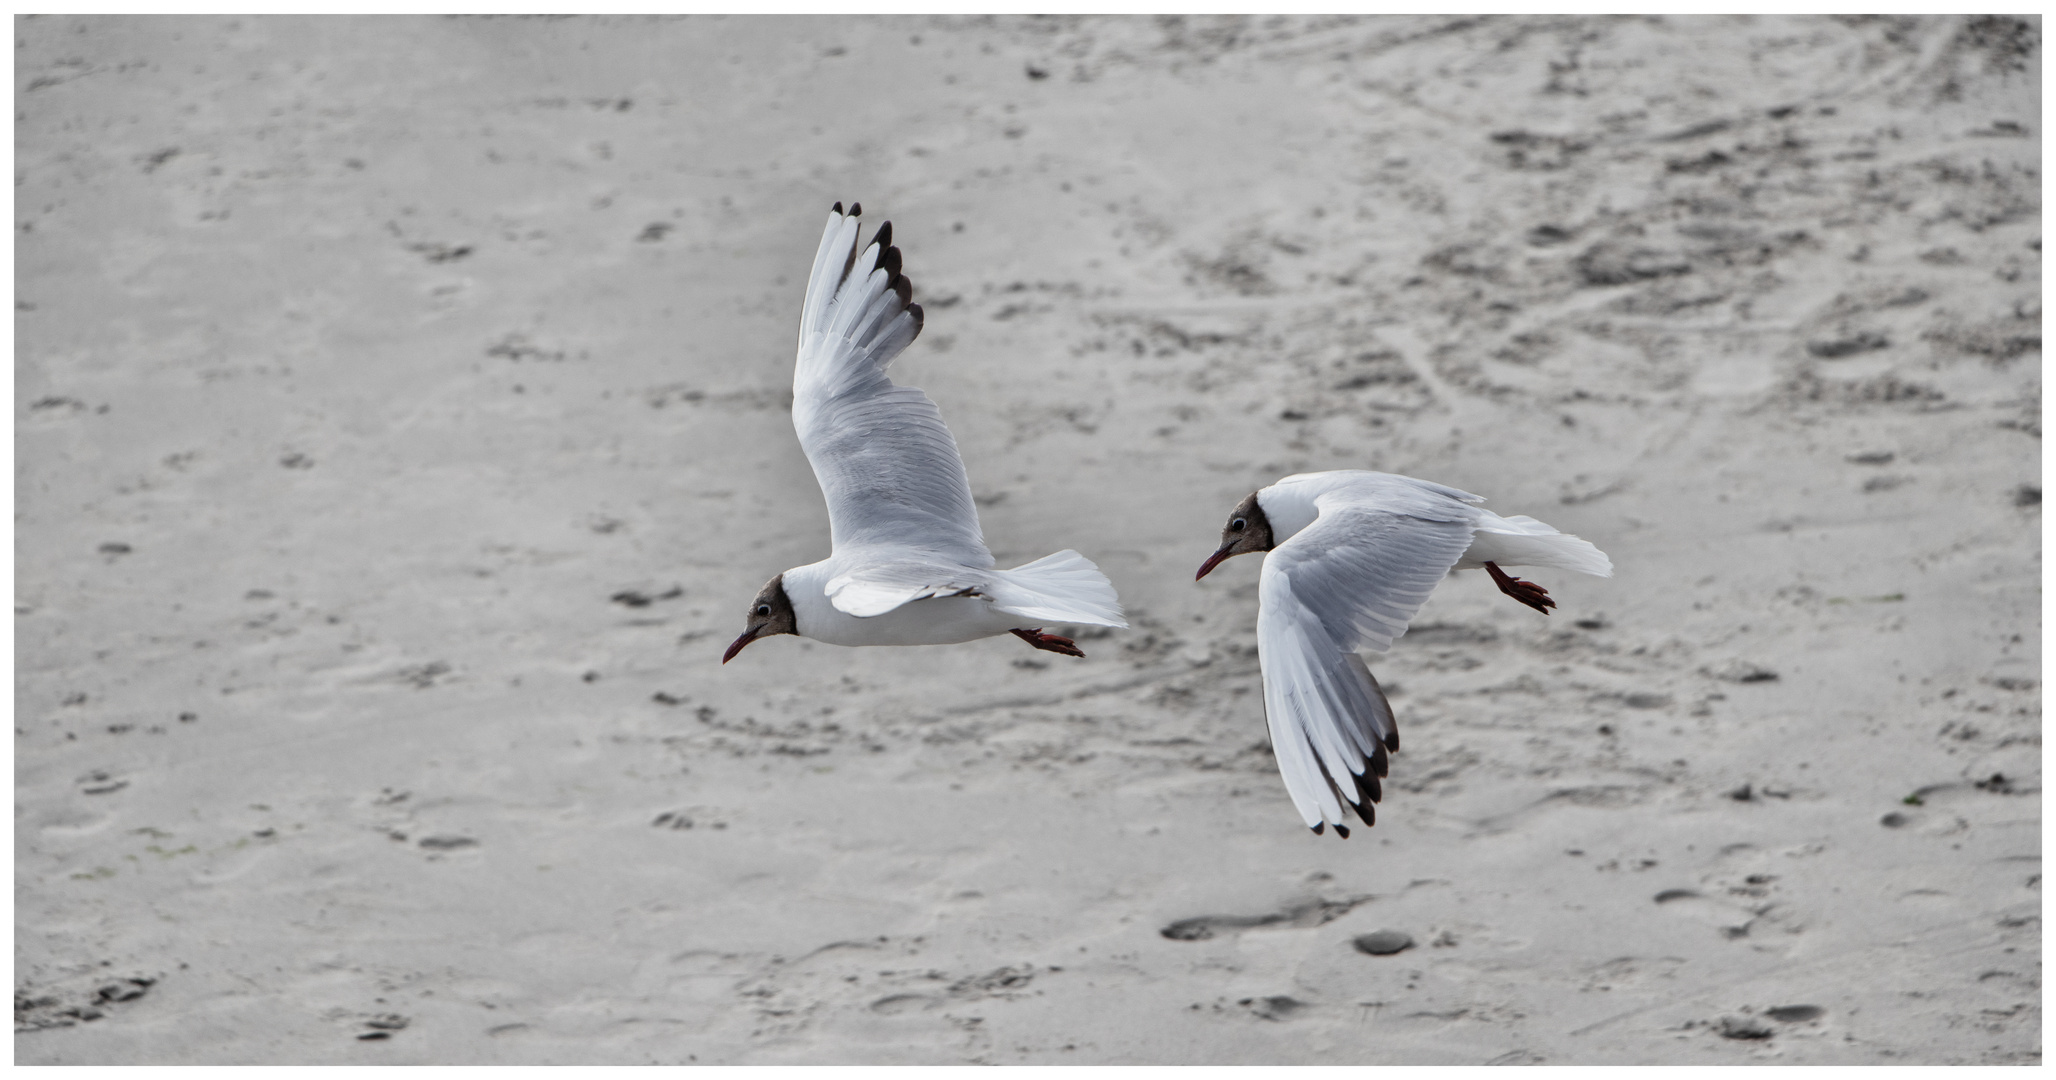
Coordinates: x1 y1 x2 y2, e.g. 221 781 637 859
1195 545 1235 581
721 628 760 665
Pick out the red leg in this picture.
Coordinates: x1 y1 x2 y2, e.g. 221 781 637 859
1485 561 1555 615
1009 627 1085 658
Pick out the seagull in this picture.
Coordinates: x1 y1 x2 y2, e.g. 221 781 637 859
723 203 1127 665
1194 470 1612 838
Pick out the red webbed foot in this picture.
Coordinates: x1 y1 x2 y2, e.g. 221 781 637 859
1485 561 1556 615
1010 627 1085 658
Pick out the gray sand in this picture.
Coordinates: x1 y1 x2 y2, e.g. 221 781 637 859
15 15 2040 1064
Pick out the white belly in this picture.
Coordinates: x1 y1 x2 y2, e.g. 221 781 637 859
783 562 1024 647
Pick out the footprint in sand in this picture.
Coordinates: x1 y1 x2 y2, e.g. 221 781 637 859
1160 895 1370 941
356 1013 409 1040
1652 888 1764 939
869 965 1040 1013
1240 995 1307 1021
1706 1005 1824 1040
76 770 128 795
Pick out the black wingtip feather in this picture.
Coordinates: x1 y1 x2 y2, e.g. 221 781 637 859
1351 768 1380 806
1311 822 1325 836
832 201 844 215
1334 823 1351 839
849 202 861 217
1385 731 1400 753
1353 798 1375 827
880 246 902 278
908 302 924 327
892 274 912 305
873 221 892 254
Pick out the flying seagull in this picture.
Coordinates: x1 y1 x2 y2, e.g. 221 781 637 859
724 203 1127 665
1196 470 1612 837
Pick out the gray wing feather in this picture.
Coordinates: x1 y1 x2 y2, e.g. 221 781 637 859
791 207 991 567
1268 505 1476 655
824 558 993 618
1255 499 1473 831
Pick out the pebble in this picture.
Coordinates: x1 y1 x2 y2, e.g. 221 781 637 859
1352 929 1414 955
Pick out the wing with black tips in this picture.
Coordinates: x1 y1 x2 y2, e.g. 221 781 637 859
1256 497 1476 835
791 203 994 588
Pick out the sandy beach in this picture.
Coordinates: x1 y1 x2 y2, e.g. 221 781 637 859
15 15 2040 1064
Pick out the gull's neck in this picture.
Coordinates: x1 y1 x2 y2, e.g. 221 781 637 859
1255 482 1323 545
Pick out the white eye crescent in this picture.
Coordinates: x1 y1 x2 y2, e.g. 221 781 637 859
755 604 772 617
1229 518 1246 532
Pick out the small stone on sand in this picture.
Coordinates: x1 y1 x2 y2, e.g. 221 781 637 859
1352 929 1414 955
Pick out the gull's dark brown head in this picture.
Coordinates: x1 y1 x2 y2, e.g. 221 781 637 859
1195 492 1275 580
723 574 798 664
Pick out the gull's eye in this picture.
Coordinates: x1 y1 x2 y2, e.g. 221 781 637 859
1229 518 1246 533
755 604 772 617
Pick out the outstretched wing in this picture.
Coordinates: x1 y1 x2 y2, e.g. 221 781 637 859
791 203 992 573
1255 502 1476 834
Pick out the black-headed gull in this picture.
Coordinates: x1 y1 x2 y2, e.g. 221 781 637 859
724 203 1127 664
1195 470 1612 837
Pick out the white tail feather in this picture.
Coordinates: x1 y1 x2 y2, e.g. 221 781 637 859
987 550 1128 628
1462 513 1614 577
